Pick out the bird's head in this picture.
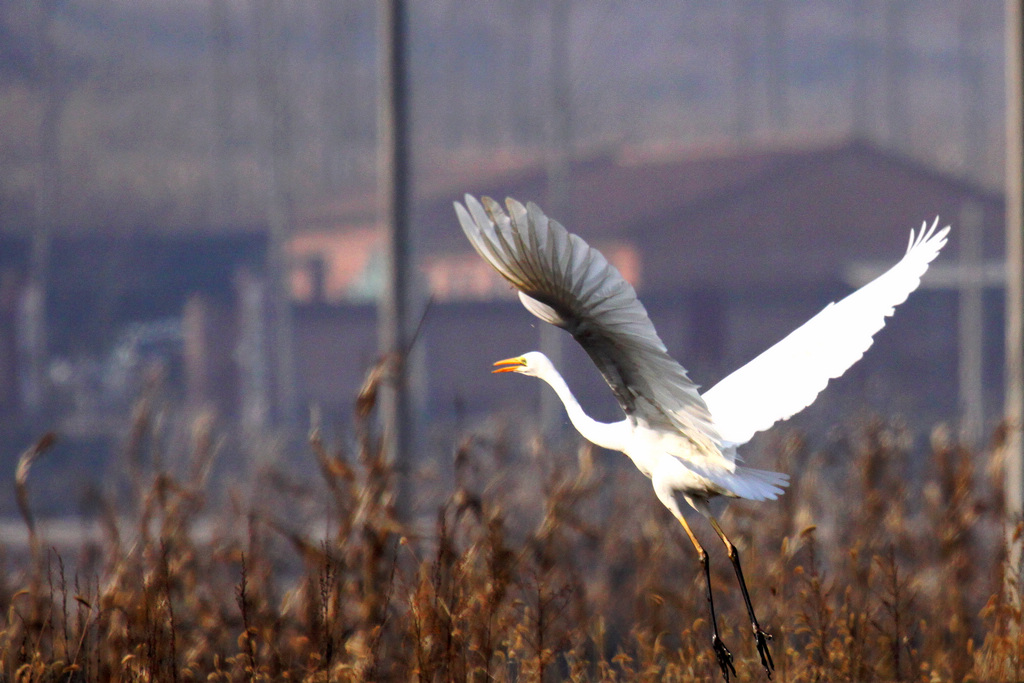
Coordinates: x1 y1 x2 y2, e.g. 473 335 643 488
492 351 552 378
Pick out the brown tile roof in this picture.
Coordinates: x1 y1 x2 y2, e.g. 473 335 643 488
411 137 1001 293
298 137 1001 298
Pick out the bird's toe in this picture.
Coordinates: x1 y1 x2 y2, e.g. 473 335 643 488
712 634 736 681
754 626 775 677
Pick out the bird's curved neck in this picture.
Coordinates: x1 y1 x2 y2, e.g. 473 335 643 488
539 366 628 452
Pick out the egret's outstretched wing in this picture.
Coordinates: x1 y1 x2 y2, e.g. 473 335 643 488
455 194 720 451
702 218 949 446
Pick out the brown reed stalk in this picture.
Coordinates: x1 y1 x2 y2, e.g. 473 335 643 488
15 433 57 575
0 368 1019 681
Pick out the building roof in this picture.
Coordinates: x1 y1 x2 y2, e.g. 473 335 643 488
408 137 1002 295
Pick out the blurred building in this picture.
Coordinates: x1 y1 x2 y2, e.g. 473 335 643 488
0 232 267 430
295 137 1000 437
0 137 1002 453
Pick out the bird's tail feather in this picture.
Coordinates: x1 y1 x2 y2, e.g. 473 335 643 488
726 466 789 501
675 457 790 501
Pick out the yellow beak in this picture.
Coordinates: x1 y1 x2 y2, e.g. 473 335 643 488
492 356 527 373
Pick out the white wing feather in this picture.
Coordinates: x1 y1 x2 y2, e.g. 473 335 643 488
701 217 950 446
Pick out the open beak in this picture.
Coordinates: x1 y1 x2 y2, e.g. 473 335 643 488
492 356 527 373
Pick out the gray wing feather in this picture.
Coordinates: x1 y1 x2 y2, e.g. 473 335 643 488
456 194 721 452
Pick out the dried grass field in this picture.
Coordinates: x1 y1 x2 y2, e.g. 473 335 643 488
1 372 1020 681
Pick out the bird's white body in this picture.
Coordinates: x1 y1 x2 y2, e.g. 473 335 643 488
459 194 949 679
525 356 719 495
516 350 787 513
525 356 703 480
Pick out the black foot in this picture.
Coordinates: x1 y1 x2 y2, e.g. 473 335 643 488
712 633 736 682
754 626 775 678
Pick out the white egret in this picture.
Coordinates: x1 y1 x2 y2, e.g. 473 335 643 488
455 194 949 680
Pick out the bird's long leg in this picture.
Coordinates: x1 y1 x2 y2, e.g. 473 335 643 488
675 514 736 682
708 516 775 678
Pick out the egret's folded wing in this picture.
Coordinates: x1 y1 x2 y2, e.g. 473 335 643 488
455 194 720 451
701 218 950 446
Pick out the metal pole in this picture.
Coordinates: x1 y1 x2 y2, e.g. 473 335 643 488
1005 0 1024 518
378 0 412 510
24 0 62 417
850 0 870 139
541 0 570 438
731 1 754 140
253 0 298 428
958 201 984 445
765 2 787 133
883 3 908 149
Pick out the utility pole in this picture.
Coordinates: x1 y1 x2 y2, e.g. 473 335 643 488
731 1 754 140
956 7 988 446
23 0 65 417
541 0 570 438
1006 0 1024 519
957 202 984 445
850 0 872 139
378 0 413 511
208 0 237 222
253 0 298 428
958 6 987 447
883 3 909 149
765 2 787 134
959 3 987 187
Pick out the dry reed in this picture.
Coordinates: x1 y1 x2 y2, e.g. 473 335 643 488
0 361 1017 682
